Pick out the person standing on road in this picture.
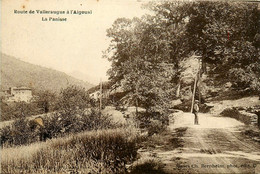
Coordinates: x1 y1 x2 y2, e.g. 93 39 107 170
194 100 199 125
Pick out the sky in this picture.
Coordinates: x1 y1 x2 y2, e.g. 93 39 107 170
1 0 148 84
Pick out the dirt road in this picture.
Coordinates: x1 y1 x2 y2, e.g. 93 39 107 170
139 113 260 174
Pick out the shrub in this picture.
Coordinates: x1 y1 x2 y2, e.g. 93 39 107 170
0 126 13 146
33 90 57 113
0 108 117 147
43 108 116 138
134 111 169 136
129 158 166 174
0 101 42 121
0 118 41 146
56 85 94 112
147 119 165 136
173 101 192 112
1 90 58 121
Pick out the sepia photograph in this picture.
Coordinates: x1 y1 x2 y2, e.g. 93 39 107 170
1 0 260 173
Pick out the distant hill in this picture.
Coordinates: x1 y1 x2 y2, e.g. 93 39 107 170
69 71 100 86
1 53 94 93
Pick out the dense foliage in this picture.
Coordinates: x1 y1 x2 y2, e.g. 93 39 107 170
0 85 96 121
0 108 115 147
145 1 259 92
104 17 175 114
104 1 260 115
0 90 57 121
184 2 260 92
0 101 42 121
56 85 95 113
0 85 108 146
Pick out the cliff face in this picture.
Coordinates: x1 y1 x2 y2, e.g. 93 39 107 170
178 56 200 102
177 55 231 103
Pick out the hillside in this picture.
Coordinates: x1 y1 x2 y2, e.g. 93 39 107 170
1 53 94 92
69 71 100 85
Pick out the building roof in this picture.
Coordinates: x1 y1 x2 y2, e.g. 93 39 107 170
11 87 32 90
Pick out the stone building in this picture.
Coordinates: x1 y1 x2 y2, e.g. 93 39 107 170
4 87 33 102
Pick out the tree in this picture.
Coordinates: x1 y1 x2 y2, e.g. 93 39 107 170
184 1 260 92
146 1 260 93
56 85 93 114
104 16 175 115
34 90 57 113
104 1 260 117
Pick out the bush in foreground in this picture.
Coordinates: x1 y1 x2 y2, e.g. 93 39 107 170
0 108 116 147
134 111 169 136
129 158 166 174
1 128 140 174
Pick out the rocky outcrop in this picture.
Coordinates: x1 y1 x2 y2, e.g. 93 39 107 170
245 106 260 128
220 105 260 127
178 56 199 102
238 111 258 126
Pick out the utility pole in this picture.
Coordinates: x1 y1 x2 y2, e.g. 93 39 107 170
198 58 202 105
191 56 201 113
99 78 102 112
191 72 198 113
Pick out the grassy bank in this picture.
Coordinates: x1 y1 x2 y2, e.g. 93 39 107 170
1 128 140 174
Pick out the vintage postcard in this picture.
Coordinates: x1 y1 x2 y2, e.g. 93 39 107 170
1 0 260 173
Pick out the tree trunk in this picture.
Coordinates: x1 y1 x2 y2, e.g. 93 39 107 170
176 82 181 97
191 72 199 113
202 61 206 74
135 98 138 117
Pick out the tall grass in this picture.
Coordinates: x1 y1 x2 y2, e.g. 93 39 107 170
1 128 140 174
